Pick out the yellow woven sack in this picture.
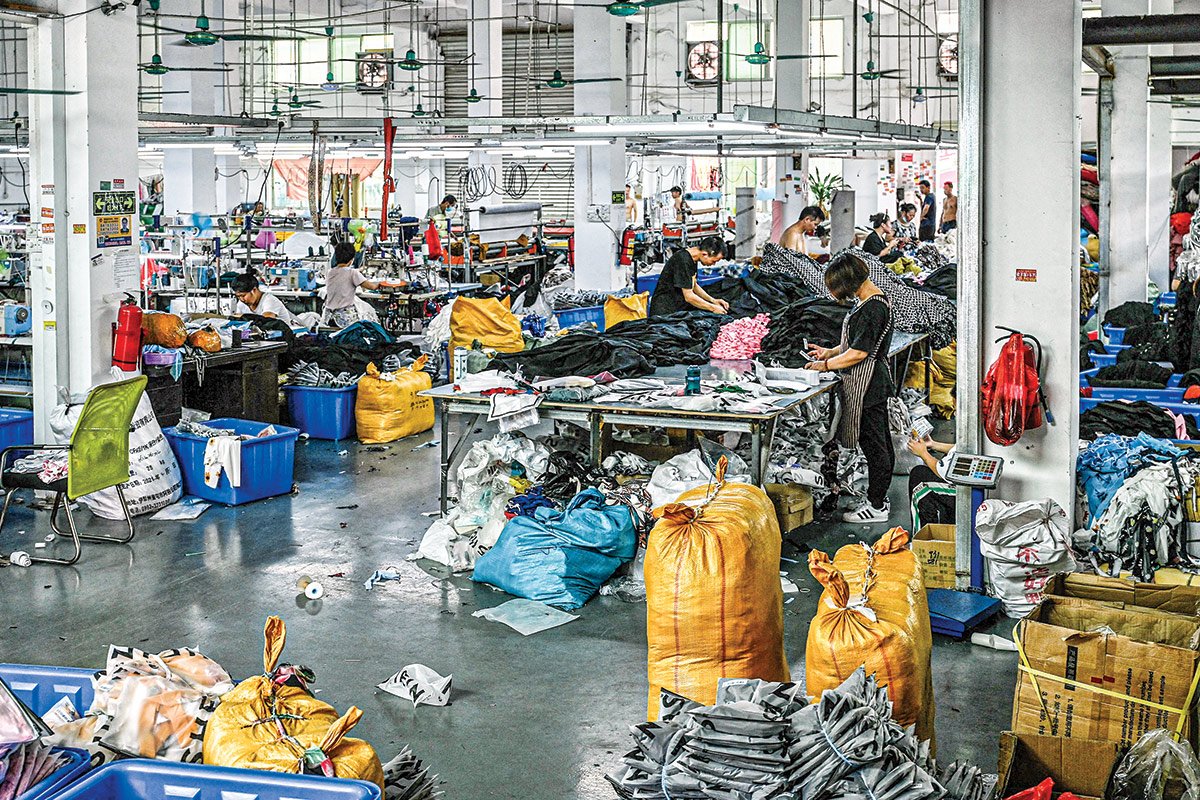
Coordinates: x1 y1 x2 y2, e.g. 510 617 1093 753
604 292 649 330
905 342 957 419
142 312 187 348
806 528 936 746
355 356 434 444
449 296 524 355
202 617 384 788
644 457 788 719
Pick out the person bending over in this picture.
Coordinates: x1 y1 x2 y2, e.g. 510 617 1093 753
804 251 895 523
649 236 730 317
231 272 298 327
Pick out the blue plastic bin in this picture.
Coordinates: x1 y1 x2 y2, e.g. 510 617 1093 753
1157 291 1177 312
1087 386 1186 403
283 385 357 440
1088 353 1118 368
50 761 382 800
634 274 660 295
554 306 606 332
1103 324 1125 345
162 419 299 506
0 664 97 800
0 408 33 453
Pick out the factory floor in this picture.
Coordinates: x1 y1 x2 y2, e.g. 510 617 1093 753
0 422 1017 799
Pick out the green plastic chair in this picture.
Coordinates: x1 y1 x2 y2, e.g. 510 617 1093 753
0 375 147 565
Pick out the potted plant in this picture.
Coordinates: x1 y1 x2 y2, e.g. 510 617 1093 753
808 168 848 215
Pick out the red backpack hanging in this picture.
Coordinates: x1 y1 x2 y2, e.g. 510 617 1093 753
982 329 1050 446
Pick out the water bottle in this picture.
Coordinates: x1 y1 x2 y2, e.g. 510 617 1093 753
685 365 701 396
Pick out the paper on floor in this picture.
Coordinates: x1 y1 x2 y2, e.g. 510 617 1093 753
471 599 578 636
781 576 800 594
150 497 212 521
378 664 453 707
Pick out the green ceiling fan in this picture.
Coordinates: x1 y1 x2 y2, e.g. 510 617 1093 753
160 0 300 46
736 41 832 65
580 0 690 16
141 16 231 75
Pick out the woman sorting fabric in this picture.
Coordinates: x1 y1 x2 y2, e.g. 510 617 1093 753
805 252 896 523
862 213 908 264
323 241 381 328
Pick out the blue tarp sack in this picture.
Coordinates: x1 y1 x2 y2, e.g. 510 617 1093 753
472 488 638 610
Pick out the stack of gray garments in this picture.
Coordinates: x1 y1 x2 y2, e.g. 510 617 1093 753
285 361 358 387
759 244 957 349
607 668 987 800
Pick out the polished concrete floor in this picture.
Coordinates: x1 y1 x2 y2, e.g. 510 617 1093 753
0 423 1017 799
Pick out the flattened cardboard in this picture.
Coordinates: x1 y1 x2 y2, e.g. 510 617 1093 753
1044 573 1200 616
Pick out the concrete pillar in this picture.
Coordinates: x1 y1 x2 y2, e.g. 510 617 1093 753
214 155 245 214
160 3 222 215
29 0 139 437
1146 0 1173 290
467 0 503 207
841 158 887 227
573 6 627 291
829 189 856 251
1106 0 1152 304
957 0 1081 560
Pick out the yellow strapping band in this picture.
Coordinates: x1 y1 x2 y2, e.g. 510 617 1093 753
1013 626 1200 735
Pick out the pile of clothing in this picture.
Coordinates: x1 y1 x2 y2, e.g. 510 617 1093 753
709 314 771 360
1 675 75 799
1079 400 1200 440
491 312 727 380
286 322 421 377
1075 433 1200 580
758 244 958 349
552 289 617 311
758 298 850 367
1085 359 1174 389
174 419 276 489
285 361 359 388
705 271 814 316
608 668 984 800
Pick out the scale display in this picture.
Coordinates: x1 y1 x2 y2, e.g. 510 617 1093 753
944 453 1004 488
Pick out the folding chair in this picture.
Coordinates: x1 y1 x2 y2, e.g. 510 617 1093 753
0 375 147 565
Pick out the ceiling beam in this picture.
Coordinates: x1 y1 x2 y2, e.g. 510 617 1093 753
1082 45 1114 78
1084 14 1200 46
1151 55 1200 77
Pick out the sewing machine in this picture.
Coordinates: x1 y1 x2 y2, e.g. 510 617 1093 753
267 266 318 292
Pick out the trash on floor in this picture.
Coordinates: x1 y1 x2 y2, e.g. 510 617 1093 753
150 497 212 521
471 599 578 635
297 575 325 600
377 664 453 707
364 569 402 590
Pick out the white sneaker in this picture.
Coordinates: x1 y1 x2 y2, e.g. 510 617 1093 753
842 501 890 524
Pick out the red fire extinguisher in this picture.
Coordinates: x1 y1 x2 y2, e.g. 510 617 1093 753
112 294 143 372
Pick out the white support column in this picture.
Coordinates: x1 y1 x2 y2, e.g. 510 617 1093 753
1106 0 1152 304
774 1 809 237
161 5 222 215
1146 0 1173 291
573 6 627 291
29 1 139 437
957 0 1081 583
467 0 503 207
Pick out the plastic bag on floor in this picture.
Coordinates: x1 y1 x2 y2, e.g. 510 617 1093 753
647 448 750 510
975 498 1076 617
472 488 638 610
50 370 182 519
1109 728 1200 800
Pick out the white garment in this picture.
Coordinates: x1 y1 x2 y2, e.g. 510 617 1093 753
203 436 241 488
234 291 298 327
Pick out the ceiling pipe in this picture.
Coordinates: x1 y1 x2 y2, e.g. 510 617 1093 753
1083 14 1200 46
1151 55 1200 77
1151 77 1200 95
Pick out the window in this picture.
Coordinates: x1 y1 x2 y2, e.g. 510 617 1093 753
809 18 844 78
272 34 394 88
724 20 772 82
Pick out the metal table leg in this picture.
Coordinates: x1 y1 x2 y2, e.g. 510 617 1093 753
589 413 602 467
751 422 763 485
439 410 482 517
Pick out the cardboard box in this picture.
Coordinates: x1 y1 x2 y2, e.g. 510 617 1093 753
996 732 1124 800
1044 573 1200 616
765 483 813 532
1012 597 1200 746
912 524 956 589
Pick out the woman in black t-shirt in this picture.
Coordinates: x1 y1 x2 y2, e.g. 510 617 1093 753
648 237 730 317
804 251 895 524
862 213 907 264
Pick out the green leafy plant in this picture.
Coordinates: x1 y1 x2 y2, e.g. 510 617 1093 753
808 168 848 214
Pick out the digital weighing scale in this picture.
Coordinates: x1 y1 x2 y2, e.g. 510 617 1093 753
926 452 1006 639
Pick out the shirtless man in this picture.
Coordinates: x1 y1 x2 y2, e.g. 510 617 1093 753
779 205 826 255
939 182 957 233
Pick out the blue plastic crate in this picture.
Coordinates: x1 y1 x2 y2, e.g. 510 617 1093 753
162 419 299 506
1087 387 1186 403
553 305 605 332
0 664 97 800
1088 353 1118 368
0 663 95 715
51 761 381 800
634 274 660 295
1156 291 1177 312
1103 324 1125 345
283 385 357 441
0 408 33 453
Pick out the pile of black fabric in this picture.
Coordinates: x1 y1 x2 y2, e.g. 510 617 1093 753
758 298 850 368
915 264 957 302
1121 321 1168 346
491 311 727 379
285 322 421 374
1118 337 1175 365
1103 300 1157 328
705 271 814 316
758 244 957 348
1089 360 1174 389
1080 400 1199 440
1081 336 1107 371
1171 277 1200 372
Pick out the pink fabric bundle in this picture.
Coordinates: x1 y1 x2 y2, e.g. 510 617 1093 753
709 314 772 360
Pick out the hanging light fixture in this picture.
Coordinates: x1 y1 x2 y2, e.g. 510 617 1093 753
912 87 926 103
269 98 281 117
465 88 482 104
546 69 568 89
185 1 218 46
745 41 772 65
144 53 169 76
412 103 426 117
398 48 422 71
606 2 640 16
288 90 303 109
321 71 340 92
